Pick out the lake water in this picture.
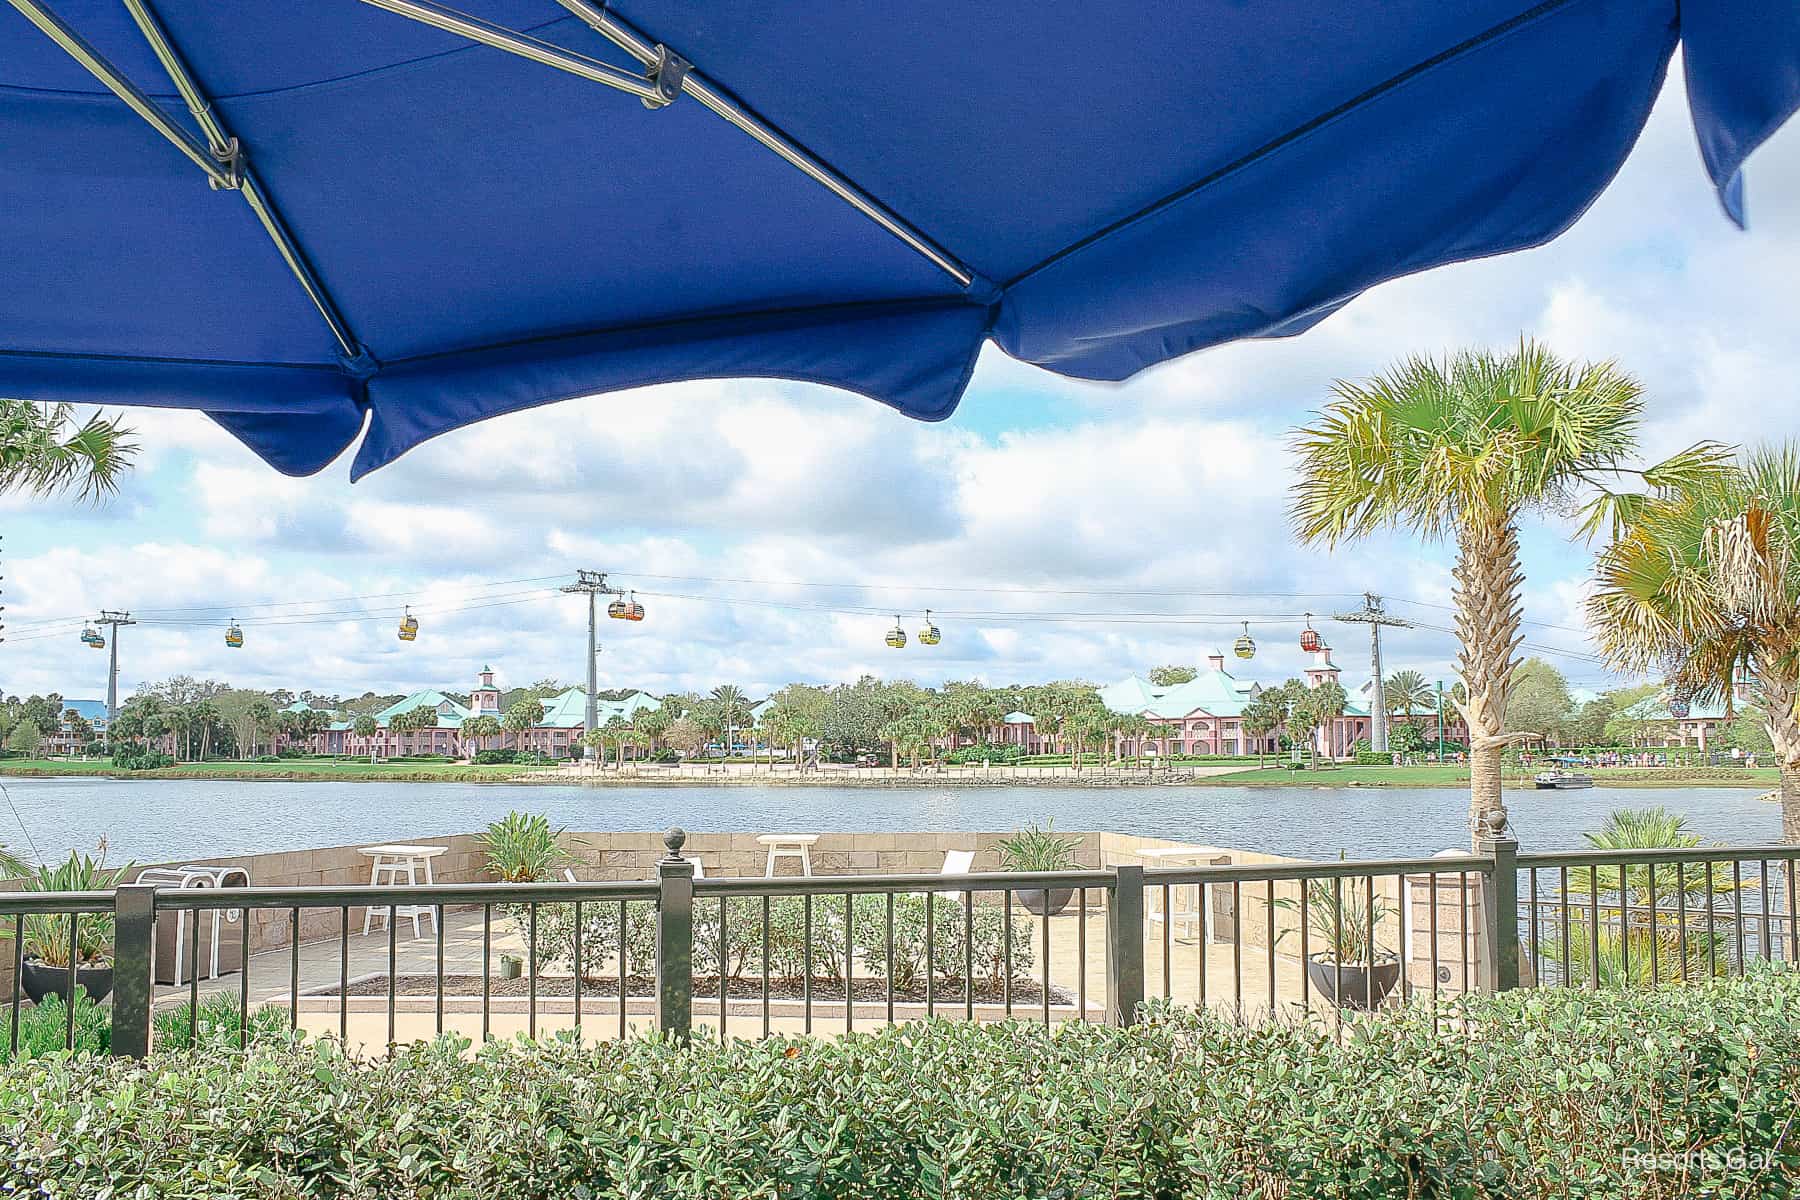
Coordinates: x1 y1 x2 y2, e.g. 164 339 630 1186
0 777 1783 866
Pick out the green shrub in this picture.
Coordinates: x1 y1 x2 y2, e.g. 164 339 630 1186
154 992 298 1051
4 974 1799 1195
111 745 173 770
945 741 1025 764
526 891 1032 988
472 748 517 764
1352 749 1392 764
0 990 109 1062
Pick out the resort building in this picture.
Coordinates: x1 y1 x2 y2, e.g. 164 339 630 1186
1612 695 1728 750
305 667 660 758
999 645 1467 759
44 698 108 755
1605 674 1765 751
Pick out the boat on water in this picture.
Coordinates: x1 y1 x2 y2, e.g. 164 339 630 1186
1533 771 1595 790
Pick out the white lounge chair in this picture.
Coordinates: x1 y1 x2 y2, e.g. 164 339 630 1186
935 849 975 902
562 857 705 883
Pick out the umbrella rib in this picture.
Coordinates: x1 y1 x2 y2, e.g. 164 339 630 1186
116 0 368 365
10 0 369 365
550 0 977 290
353 0 665 103
4 0 228 186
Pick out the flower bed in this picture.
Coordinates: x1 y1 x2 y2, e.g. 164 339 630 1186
3 974 1798 1195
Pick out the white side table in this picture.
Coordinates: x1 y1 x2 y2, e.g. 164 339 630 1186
757 833 819 877
358 844 447 939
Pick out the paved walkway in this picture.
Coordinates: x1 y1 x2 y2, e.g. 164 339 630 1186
154 889 1441 1054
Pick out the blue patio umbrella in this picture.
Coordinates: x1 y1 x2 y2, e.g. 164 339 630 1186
4 1 1797 478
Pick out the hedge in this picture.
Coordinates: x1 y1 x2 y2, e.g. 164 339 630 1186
3 975 1799 1196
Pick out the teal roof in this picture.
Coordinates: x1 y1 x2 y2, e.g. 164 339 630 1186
537 688 588 726
534 688 661 728
373 690 471 728
606 691 661 722
59 699 108 724
313 685 662 734
1098 669 1254 718
1093 670 1380 721
1619 695 1729 722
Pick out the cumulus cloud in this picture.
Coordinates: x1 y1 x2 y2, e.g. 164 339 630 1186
7 70 1800 701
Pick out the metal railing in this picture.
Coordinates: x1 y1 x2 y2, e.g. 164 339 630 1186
2 824 1796 1060
1516 846 1799 987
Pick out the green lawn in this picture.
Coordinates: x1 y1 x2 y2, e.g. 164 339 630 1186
0 758 552 783
1199 762 1780 789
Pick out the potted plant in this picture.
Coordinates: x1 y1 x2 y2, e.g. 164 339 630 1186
18 847 132 1006
995 822 1082 916
477 811 574 883
1280 876 1400 1010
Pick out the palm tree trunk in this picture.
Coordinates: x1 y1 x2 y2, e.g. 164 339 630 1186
1759 665 1800 844
1454 515 1525 847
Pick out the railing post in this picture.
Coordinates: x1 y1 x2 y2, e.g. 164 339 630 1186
1107 864 1145 1025
1476 808 1521 993
656 827 694 1043
111 884 157 1059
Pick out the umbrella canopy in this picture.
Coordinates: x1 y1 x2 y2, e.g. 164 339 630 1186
5 1 1797 478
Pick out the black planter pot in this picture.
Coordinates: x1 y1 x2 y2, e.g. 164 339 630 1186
1305 955 1400 1010
20 959 114 1006
1017 887 1074 917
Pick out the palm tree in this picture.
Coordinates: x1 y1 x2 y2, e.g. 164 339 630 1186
1586 445 1800 842
297 708 330 753
580 727 609 764
386 708 414 755
1291 340 1719 843
1382 670 1432 726
463 714 501 756
191 699 220 761
504 699 544 755
1068 704 1113 770
246 699 274 759
165 705 193 762
352 714 379 762
1553 807 1741 984
635 707 671 756
710 685 749 759
1240 690 1287 766
1307 680 1348 762
404 704 439 756
1 399 137 500
602 715 630 769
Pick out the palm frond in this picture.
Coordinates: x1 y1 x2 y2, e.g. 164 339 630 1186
1290 340 1648 548
0 400 138 501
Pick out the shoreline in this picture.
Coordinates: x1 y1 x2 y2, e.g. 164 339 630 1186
0 761 1778 791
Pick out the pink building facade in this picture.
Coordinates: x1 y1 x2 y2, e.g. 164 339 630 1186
991 646 1467 759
